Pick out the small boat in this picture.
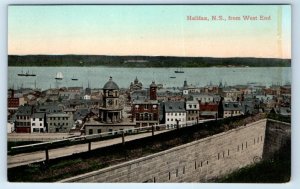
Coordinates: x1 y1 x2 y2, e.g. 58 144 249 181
71 75 78 81
18 70 36 76
25 70 36 76
174 68 184 73
55 72 63 80
170 76 176 79
17 70 26 76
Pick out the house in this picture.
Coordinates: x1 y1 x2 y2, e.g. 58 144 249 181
31 113 46 133
192 94 215 103
186 100 199 122
47 113 74 133
164 101 186 129
7 89 25 116
132 100 159 127
199 102 218 120
222 88 242 101
15 105 33 133
219 101 243 118
7 120 15 133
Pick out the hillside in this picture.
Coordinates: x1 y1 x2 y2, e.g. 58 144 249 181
8 55 291 67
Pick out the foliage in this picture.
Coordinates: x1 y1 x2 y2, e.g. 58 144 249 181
8 55 291 67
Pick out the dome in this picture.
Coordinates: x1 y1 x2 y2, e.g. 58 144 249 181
150 81 157 88
103 77 119 90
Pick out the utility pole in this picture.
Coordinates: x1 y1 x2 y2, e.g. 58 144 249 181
176 119 179 130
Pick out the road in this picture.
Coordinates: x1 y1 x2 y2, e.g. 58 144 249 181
7 129 169 168
8 132 81 142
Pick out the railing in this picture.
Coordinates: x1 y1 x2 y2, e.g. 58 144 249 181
9 119 217 157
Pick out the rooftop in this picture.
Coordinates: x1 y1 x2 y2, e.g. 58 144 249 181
164 101 185 112
103 77 119 90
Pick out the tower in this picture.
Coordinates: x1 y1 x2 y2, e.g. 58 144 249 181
150 81 157 100
99 77 123 123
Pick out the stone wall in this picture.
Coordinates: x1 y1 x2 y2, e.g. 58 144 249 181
61 119 272 183
263 119 291 159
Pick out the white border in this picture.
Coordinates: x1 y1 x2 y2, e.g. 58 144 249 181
1 1 298 189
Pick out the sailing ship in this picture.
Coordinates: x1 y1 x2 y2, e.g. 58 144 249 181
18 70 36 77
17 70 26 76
25 70 36 76
174 68 184 73
55 72 63 80
71 74 78 81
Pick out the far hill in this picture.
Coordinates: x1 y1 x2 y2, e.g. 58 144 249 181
8 55 291 67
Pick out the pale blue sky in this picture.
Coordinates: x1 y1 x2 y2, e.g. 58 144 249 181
8 5 291 58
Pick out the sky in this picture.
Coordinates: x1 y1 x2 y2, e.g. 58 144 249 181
8 5 291 58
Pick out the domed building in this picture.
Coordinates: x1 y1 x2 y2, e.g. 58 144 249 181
99 77 123 123
83 77 135 135
129 77 143 91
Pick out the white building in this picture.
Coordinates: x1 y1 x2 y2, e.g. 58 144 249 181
222 102 243 118
186 100 199 122
7 121 15 133
164 101 186 129
83 94 91 100
31 113 46 133
192 94 215 103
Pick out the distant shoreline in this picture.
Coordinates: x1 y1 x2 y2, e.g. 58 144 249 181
8 55 291 67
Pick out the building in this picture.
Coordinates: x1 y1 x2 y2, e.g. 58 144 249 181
164 101 186 129
132 81 159 127
222 88 242 101
47 113 74 133
192 94 215 103
219 101 243 118
7 89 25 116
15 105 33 133
31 113 46 133
130 77 143 91
186 100 199 122
199 102 218 120
84 77 135 135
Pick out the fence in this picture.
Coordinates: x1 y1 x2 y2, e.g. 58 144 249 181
9 119 217 160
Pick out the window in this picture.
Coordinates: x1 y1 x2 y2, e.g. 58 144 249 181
58 117 60 120
175 113 177 116
33 118 35 121
89 129 93 135
193 105 197 108
40 123 42 126
39 118 42 121
97 129 101 133
32 123 35 126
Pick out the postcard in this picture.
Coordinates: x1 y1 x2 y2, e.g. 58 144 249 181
7 5 291 183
